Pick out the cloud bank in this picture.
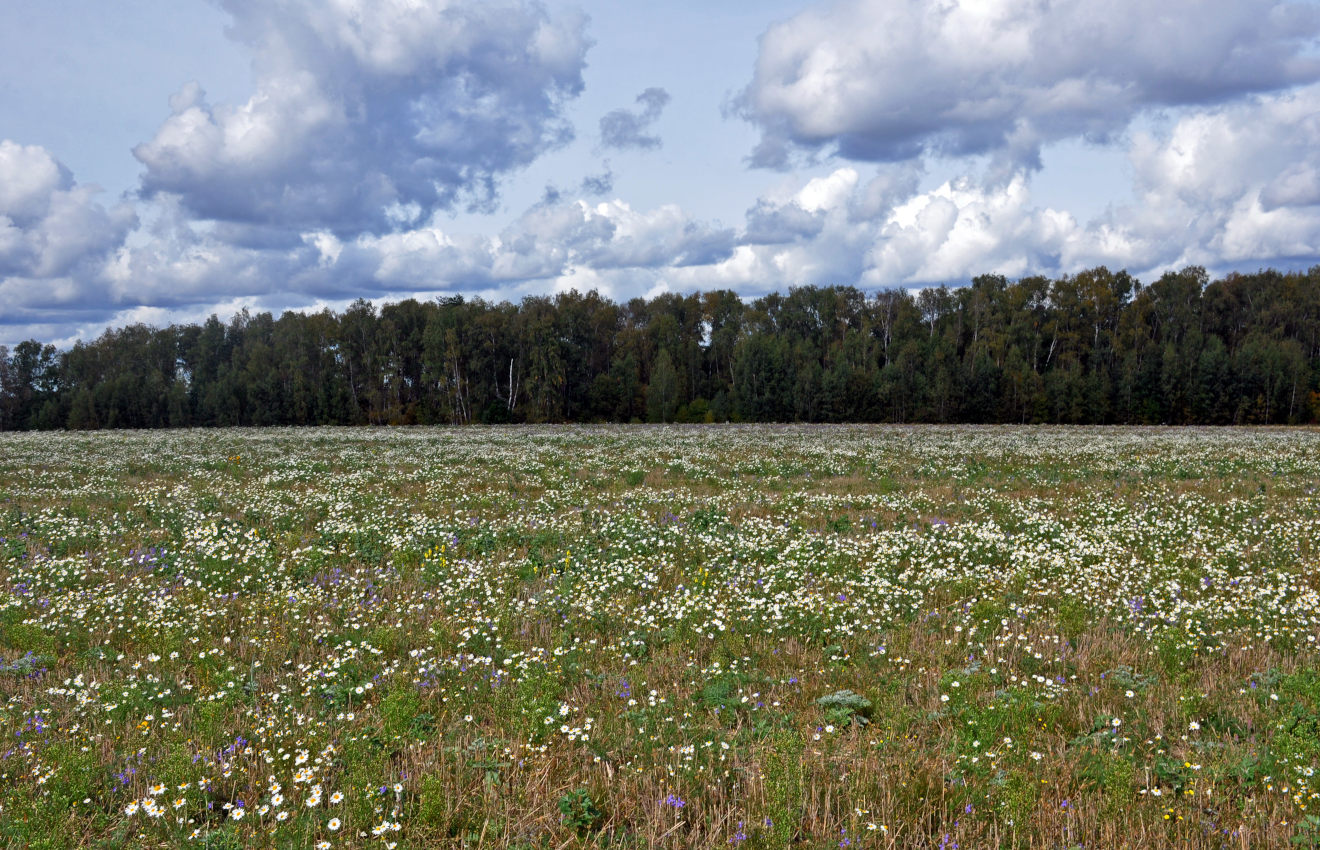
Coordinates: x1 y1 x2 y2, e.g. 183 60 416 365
4 0 1320 348
734 0 1320 170
133 0 591 235
0 141 137 329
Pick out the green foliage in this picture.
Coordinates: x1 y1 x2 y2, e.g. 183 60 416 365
998 769 1039 834
1056 595 1090 643
416 773 451 830
1102 665 1157 693
688 507 725 532
1271 670 1320 765
826 515 852 534
0 650 53 677
3 535 28 561
503 662 562 743
646 348 679 424
2 622 56 654
761 731 804 847
695 670 762 720
351 530 388 564
1076 750 1136 818
1291 814 1320 847
194 825 245 849
7 265 1320 428
558 788 604 833
815 689 872 726
380 686 426 739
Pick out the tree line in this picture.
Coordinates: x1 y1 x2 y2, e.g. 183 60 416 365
2 265 1319 430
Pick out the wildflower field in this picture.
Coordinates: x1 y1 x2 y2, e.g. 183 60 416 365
2 426 1319 849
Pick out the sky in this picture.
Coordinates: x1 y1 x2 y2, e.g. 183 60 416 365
2 0 1320 348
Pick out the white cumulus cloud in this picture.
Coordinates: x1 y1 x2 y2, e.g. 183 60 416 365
735 0 1320 170
133 0 591 235
0 141 137 329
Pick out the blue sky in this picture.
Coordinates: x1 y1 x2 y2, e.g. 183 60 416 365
2 0 1319 347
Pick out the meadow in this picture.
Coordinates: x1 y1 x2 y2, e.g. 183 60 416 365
1 425 1318 849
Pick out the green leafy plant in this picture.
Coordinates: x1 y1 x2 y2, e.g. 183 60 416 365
815 689 872 726
558 788 604 833
1292 814 1320 847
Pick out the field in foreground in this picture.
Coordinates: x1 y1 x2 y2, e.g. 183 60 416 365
1 426 1318 849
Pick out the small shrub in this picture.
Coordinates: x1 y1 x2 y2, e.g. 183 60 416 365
0 651 53 678
689 507 725 531
558 788 604 833
815 689 872 726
